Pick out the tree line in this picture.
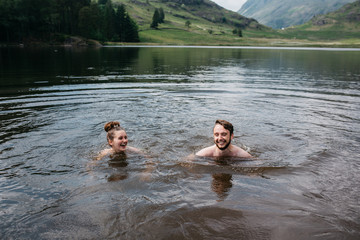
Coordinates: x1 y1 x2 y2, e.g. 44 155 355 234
0 0 139 43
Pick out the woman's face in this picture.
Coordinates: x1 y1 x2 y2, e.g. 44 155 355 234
109 130 128 152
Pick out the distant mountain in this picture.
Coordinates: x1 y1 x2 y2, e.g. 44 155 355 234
238 0 355 29
279 0 360 41
309 0 360 29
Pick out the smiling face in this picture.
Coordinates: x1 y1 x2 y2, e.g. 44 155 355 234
108 130 128 152
213 124 233 150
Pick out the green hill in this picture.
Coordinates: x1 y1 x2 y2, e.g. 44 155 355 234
109 0 360 47
111 0 274 45
279 0 360 41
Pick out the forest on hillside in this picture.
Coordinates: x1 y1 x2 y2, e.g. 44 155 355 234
0 0 139 43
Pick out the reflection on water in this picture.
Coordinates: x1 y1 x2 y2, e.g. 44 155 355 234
106 153 129 181
0 46 360 239
211 173 233 200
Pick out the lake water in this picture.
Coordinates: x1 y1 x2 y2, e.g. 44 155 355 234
0 46 359 239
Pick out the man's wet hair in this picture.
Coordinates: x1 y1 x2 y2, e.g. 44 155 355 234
215 119 233 135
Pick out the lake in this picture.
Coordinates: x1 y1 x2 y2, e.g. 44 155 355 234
0 46 359 239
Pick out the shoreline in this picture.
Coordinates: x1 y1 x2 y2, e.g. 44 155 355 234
104 45 360 51
2 38 360 49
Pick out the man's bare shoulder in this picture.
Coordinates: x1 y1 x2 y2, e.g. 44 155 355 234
195 145 216 157
232 145 252 158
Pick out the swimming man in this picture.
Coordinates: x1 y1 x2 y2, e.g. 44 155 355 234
195 119 252 158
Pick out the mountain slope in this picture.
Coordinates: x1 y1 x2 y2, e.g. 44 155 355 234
238 0 355 29
115 0 264 30
109 0 273 44
278 0 360 40
308 0 360 30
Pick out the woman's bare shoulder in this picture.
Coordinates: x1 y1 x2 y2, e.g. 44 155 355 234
127 146 142 153
96 148 113 160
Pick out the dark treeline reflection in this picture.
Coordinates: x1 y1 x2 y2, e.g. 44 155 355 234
2 47 359 88
1 47 359 102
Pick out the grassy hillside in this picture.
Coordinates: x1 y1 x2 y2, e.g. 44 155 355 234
238 0 354 29
111 0 277 45
106 0 360 47
279 0 360 41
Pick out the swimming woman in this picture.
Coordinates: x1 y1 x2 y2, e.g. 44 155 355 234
96 121 141 160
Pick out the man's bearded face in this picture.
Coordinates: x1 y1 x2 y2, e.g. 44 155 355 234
213 124 232 150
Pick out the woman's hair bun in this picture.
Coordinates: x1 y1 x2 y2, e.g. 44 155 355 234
104 121 120 132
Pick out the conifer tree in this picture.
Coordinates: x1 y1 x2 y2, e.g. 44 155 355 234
115 4 139 42
115 4 126 41
103 0 116 40
159 8 165 23
78 3 102 39
124 14 140 42
150 9 160 28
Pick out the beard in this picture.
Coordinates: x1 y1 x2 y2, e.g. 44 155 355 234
215 138 231 151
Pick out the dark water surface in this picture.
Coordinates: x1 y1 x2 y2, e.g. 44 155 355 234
1 46 360 239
